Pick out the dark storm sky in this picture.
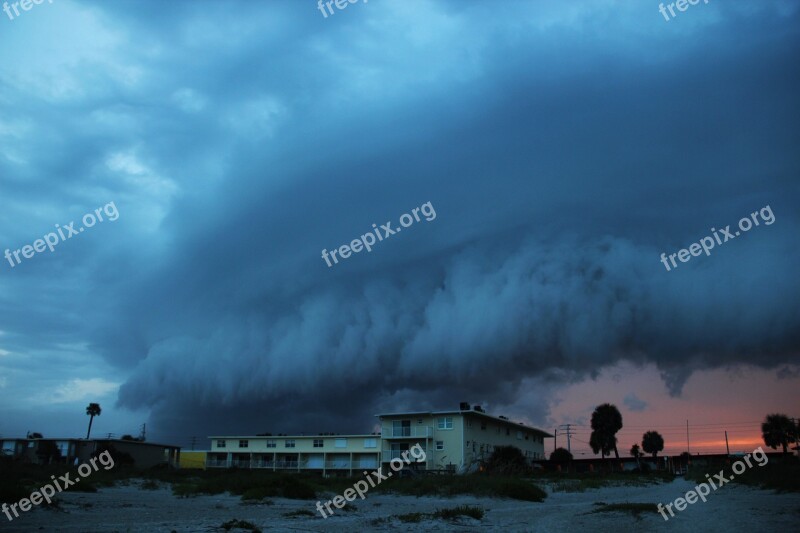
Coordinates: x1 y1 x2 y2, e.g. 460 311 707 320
0 0 798 445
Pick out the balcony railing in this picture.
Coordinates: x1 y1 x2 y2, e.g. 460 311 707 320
381 450 428 462
274 460 298 468
252 460 275 468
206 459 228 468
384 426 433 438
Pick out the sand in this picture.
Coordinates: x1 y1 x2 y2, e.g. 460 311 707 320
4 478 799 532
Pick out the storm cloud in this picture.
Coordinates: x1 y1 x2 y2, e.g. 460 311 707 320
1 0 798 443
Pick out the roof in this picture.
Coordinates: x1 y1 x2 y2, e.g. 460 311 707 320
207 434 378 439
375 410 553 438
0 437 180 449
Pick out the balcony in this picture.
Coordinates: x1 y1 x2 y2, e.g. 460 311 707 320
206 459 228 468
274 460 298 469
382 450 428 462
383 426 433 438
252 460 275 468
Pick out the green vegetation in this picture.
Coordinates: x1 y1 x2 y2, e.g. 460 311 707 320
686 456 800 493
372 473 547 501
395 505 486 523
219 519 262 532
433 505 485 520
590 502 658 518
140 479 160 490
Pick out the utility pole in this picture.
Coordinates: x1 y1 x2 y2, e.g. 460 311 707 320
139 423 146 442
554 428 558 452
686 420 690 455
191 436 197 451
725 431 730 455
558 424 573 453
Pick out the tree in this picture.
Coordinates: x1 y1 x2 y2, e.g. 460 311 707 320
590 403 623 459
550 447 573 462
484 445 531 475
85 403 102 439
642 431 664 459
27 432 43 439
761 413 798 454
630 443 642 469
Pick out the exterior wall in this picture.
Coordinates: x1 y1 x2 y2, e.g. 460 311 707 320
378 412 549 473
461 414 546 471
207 435 380 474
0 438 179 468
179 451 208 469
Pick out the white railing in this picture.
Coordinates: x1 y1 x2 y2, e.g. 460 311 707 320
385 426 433 438
382 450 428 462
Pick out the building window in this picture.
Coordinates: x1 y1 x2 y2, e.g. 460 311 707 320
506 428 510 436
266 440 276 448
313 439 324 448
239 440 248 448
436 441 444 451
516 431 523 440
436 417 453 430
480 422 487 430
335 438 347 448
217 440 226 448
364 438 377 448
285 439 295 448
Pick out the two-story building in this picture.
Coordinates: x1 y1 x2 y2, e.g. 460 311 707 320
206 403 551 475
206 434 381 476
377 404 551 473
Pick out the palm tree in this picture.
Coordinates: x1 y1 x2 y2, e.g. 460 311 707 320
642 431 664 459
85 403 102 439
761 413 798 454
630 443 642 469
590 403 623 459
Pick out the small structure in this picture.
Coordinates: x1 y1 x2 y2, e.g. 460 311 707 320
0 437 180 469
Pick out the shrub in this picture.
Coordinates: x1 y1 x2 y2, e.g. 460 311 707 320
483 445 531 475
496 479 547 502
433 505 485 520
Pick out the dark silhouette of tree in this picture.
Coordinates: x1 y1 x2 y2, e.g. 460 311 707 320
27 432 43 439
483 445 531 475
642 431 664 459
630 443 642 469
85 403 102 439
550 447 573 462
590 403 623 459
761 413 798 454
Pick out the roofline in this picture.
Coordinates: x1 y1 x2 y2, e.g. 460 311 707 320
207 434 379 439
375 410 553 437
0 437 180 448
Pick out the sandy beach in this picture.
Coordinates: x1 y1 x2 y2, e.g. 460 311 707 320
5 478 799 532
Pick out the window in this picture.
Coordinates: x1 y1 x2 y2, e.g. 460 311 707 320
516 431 523 440
392 420 411 437
335 438 347 448
313 439 324 448
480 422 487 430
239 440 248 448
266 440 276 448
506 428 510 436
436 441 444 451
285 439 295 448
436 417 453 430
364 438 377 448
217 440 226 448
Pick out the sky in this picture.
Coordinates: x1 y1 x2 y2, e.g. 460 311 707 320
0 0 798 457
